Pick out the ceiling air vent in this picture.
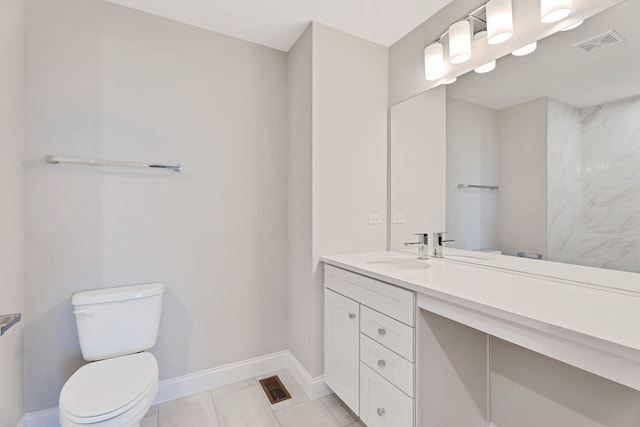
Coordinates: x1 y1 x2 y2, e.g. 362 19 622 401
572 30 625 54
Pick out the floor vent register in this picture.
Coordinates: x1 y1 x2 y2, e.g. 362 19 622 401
259 375 292 404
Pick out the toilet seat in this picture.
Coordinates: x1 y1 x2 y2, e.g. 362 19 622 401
59 352 158 425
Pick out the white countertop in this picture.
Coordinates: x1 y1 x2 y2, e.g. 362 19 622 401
321 250 640 353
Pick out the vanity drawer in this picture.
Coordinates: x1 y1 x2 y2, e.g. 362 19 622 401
360 363 414 427
360 306 414 362
360 334 414 397
325 265 415 326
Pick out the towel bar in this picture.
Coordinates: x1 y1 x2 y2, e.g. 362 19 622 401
0 313 21 336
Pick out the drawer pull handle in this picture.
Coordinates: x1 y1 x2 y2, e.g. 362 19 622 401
377 408 386 416
377 359 386 368
349 313 356 320
378 328 386 336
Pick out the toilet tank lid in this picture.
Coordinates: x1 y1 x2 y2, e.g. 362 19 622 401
72 283 165 306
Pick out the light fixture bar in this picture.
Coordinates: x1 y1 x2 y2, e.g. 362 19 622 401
434 4 488 42
468 15 487 24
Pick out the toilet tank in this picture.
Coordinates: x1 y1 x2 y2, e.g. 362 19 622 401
72 283 165 361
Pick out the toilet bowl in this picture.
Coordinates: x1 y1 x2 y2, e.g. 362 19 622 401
60 352 158 427
59 283 165 427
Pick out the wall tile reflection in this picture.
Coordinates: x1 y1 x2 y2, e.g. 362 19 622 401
548 95 640 272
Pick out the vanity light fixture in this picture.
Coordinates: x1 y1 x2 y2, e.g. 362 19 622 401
474 60 496 73
424 43 445 80
449 20 472 64
541 0 572 24
444 77 458 84
512 41 537 56
486 0 513 44
561 19 584 31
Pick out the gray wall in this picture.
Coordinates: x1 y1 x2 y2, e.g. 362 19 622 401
446 96 499 251
418 312 640 427
286 22 389 378
0 0 24 425
497 98 548 258
491 338 640 427
286 24 315 378
24 0 287 411
390 87 446 252
310 23 389 376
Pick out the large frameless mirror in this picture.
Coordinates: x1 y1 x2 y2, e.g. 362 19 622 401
390 0 640 274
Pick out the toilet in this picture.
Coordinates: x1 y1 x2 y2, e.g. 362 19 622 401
59 283 165 427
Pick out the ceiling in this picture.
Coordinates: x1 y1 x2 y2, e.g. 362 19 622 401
448 1 640 110
104 0 456 52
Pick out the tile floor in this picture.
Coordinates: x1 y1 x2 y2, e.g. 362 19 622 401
141 369 365 427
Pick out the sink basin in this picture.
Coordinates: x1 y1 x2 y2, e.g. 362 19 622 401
366 258 431 270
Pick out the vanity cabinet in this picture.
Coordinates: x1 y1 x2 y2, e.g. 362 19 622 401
324 264 416 427
324 288 360 413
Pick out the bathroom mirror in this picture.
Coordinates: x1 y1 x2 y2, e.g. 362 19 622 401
390 0 640 274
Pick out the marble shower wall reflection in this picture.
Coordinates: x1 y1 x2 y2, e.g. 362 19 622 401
548 95 640 272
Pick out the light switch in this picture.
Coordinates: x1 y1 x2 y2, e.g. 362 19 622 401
368 213 382 225
393 213 406 224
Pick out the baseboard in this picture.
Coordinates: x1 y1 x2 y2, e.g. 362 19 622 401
23 408 58 427
285 350 332 400
23 350 327 427
154 350 291 404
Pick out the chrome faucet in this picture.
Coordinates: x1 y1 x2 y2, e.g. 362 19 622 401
404 233 429 260
433 232 455 258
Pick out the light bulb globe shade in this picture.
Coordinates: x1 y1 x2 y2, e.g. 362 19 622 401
449 20 472 64
561 20 584 31
486 0 513 45
424 43 444 80
541 0 572 23
512 41 537 56
474 60 496 74
444 77 458 85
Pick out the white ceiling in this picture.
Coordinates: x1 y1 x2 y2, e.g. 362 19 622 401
104 0 456 51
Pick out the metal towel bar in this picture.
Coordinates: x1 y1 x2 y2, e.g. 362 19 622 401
45 155 182 172
457 184 499 190
0 313 21 336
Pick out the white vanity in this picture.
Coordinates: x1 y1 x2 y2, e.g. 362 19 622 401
322 250 640 427
324 263 416 427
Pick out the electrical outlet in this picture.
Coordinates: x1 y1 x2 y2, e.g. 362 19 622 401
393 213 406 224
368 213 382 225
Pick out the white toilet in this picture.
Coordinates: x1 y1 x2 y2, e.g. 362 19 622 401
59 282 165 427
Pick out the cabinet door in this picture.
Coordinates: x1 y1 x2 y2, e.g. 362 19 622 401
324 289 360 415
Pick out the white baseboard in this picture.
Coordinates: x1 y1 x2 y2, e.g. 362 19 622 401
23 408 58 427
23 350 327 427
285 350 332 400
154 350 291 404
